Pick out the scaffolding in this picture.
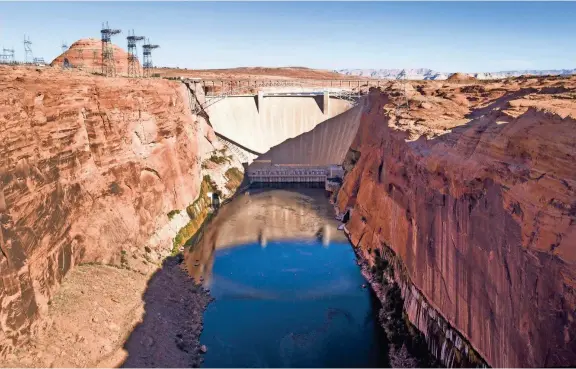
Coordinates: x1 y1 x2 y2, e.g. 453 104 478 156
100 21 121 76
127 30 145 78
23 35 33 63
142 38 159 78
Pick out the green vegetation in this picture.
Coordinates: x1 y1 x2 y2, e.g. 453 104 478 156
172 206 208 256
109 182 122 195
208 154 231 165
342 148 361 172
171 175 218 255
167 209 181 220
202 149 233 169
225 167 244 191
120 250 129 269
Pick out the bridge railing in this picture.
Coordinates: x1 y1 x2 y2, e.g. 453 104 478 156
196 79 385 96
200 79 308 97
187 79 365 113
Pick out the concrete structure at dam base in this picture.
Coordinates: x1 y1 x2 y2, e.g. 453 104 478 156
247 161 345 190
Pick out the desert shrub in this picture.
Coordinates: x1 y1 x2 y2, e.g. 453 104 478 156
167 209 180 220
208 154 230 165
224 167 244 191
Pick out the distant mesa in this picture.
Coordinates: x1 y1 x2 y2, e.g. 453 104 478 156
50 38 139 74
337 67 576 80
446 72 476 81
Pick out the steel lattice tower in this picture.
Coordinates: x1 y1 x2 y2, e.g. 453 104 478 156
23 35 33 63
127 30 145 78
100 21 121 76
92 49 98 73
2 48 15 64
396 69 410 115
142 38 159 78
61 41 68 53
77 49 85 69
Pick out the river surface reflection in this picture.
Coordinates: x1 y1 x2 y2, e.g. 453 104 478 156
184 188 388 368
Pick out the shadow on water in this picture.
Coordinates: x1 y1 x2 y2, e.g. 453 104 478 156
121 187 390 368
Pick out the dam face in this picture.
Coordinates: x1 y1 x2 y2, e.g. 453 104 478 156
206 95 353 155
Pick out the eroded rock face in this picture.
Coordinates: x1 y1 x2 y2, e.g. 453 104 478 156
0 66 215 353
337 78 576 367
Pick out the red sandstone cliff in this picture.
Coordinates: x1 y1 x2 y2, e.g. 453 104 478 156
0 65 223 354
50 38 136 75
337 77 576 367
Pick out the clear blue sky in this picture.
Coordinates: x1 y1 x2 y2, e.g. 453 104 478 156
0 1 574 72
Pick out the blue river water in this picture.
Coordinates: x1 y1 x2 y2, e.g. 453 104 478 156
185 189 389 367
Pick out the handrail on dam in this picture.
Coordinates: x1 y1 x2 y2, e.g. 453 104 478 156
187 79 362 114
196 79 380 92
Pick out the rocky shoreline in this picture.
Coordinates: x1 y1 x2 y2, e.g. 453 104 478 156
121 255 213 368
331 194 437 369
353 240 430 367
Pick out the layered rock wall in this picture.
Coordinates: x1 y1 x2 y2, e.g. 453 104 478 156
0 66 219 353
337 83 576 367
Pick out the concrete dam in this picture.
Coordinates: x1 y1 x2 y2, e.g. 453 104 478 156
197 84 365 184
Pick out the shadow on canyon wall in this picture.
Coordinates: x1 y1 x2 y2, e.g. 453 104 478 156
120 186 342 367
340 88 576 367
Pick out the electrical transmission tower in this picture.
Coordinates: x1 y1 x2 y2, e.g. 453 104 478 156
395 69 410 116
142 38 159 78
61 41 68 53
127 30 145 77
1 48 15 64
92 49 98 73
23 35 33 63
100 21 121 76
77 49 85 69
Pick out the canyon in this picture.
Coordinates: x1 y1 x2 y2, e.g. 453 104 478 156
0 59 575 368
0 64 243 365
336 76 576 367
